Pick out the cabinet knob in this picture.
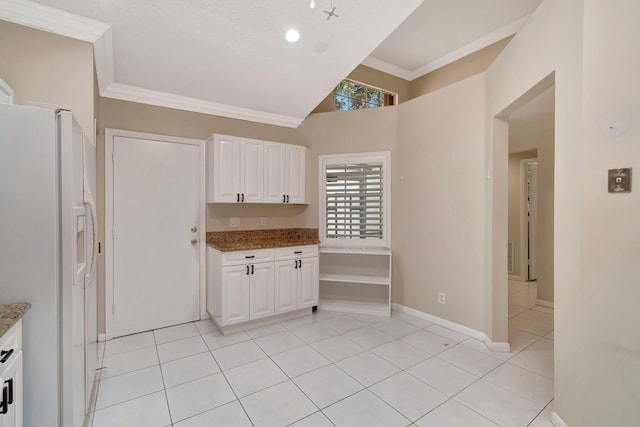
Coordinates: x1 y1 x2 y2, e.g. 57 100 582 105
191 239 198 245
191 226 198 233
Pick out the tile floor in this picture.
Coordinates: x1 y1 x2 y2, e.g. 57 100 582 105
89 283 554 427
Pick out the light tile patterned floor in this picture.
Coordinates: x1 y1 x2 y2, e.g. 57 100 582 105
90 286 554 427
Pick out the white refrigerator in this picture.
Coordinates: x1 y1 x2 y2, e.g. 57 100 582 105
0 104 98 427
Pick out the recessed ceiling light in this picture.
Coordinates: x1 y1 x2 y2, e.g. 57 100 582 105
285 28 300 43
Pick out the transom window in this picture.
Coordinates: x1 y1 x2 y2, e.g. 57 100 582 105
334 79 396 111
320 152 391 248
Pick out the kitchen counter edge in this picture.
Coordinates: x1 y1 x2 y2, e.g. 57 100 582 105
0 302 31 338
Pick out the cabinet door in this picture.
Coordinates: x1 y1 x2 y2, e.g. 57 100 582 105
241 138 263 203
250 262 274 319
0 351 22 427
221 265 250 325
263 142 286 203
298 257 318 309
274 260 297 314
285 145 305 204
210 135 241 202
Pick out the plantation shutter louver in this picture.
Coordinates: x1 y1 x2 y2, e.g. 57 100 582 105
325 163 384 240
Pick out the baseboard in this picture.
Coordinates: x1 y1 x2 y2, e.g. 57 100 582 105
392 304 510 352
97 333 107 342
536 299 555 308
551 411 568 427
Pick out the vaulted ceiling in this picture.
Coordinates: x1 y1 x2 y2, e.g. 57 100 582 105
1 0 543 127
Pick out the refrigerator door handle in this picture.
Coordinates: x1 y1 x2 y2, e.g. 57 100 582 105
84 171 98 286
72 206 87 286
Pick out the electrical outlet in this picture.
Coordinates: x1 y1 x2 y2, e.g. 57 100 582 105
438 292 446 305
229 217 240 227
260 217 267 226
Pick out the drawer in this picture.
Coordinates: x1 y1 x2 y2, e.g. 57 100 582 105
221 248 274 266
275 245 318 260
0 319 22 371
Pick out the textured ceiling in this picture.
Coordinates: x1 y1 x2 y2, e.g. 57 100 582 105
28 0 423 125
7 0 545 127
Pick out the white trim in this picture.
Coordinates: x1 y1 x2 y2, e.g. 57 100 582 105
0 77 13 104
97 333 106 343
0 1 303 128
0 0 110 42
536 299 554 309
102 83 304 129
392 303 511 352
104 128 206 340
360 56 413 81
551 411 569 427
363 15 530 81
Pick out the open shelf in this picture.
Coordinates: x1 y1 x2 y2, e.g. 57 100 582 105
319 273 390 286
319 247 392 316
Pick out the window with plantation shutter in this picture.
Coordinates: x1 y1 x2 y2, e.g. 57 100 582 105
320 152 390 248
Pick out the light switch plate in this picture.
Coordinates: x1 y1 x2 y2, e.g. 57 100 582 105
608 168 632 193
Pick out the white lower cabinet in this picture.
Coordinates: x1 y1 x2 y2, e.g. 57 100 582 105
0 320 23 427
220 265 251 325
208 245 318 330
249 263 275 320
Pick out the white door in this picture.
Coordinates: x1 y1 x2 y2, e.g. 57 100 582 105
274 260 297 314
221 265 250 325
241 138 264 202
112 135 201 337
298 257 318 308
250 263 275 319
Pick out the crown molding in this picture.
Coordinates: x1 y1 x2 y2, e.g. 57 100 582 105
0 0 109 42
364 15 531 82
361 56 414 81
102 83 304 128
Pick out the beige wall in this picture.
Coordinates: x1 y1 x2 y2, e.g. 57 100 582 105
410 37 512 99
488 0 640 424
296 106 399 229
311 64 411 114
0 20 95 141
394 74 488 331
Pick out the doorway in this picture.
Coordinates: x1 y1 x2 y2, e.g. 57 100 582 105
105 129 206 339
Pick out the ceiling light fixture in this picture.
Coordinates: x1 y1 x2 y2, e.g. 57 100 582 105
310 0 316 9
285 28 300 43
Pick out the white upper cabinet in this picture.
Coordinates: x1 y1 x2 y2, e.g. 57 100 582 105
208 134 263 203
285 144 306 204
208 134 304 204
263 141 306 204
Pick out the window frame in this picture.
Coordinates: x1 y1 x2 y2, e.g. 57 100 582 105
333 79 397 111
319 151 391 249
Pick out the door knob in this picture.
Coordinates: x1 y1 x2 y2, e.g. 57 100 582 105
191 239 198 245
191 226 198 233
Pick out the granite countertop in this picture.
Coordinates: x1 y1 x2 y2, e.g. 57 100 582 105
207 228 320 252
0 302 31 338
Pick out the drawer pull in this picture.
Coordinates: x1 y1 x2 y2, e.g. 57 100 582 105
245 255 255 259
0 349 13 364
294 251 302 254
